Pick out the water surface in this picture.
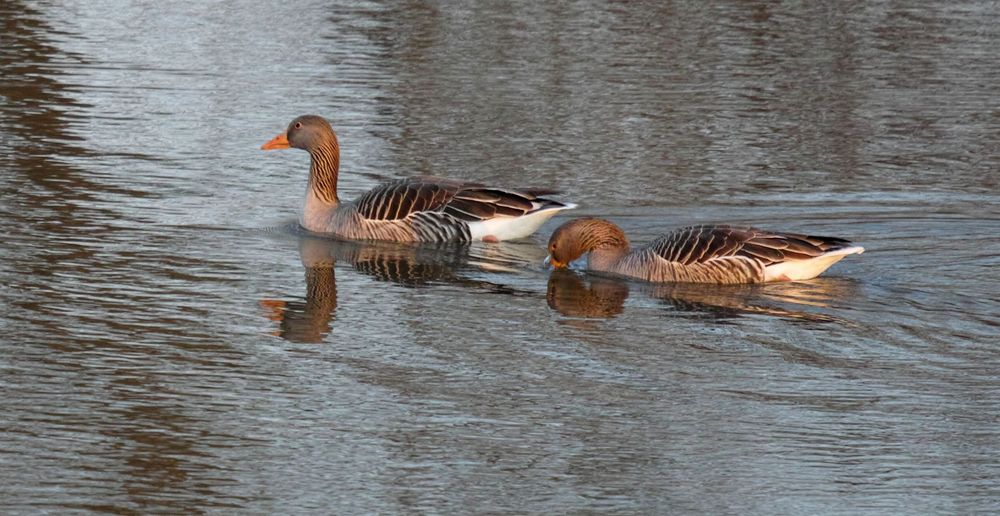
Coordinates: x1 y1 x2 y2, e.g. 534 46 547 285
1 1 998 513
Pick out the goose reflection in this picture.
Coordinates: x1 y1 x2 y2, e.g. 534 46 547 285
546 269 861 322
261 236 468 343
546 269 631 318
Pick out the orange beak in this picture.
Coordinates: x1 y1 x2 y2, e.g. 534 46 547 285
544 255 567 269
261 132 290 150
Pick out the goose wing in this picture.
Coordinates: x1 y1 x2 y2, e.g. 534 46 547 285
352 178 460 221
353 177 563 222
646 225 854 266
443 186 562 222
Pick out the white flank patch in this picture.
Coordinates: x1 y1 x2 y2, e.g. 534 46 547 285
763 246 865 282
468 203 577 241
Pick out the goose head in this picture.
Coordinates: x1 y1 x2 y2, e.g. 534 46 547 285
545 217 630 269
261 115 337 152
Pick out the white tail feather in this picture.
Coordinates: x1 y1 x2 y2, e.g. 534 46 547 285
763 246 865 282
468 203 576 241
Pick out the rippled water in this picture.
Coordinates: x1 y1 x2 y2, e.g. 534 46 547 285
2 1 999 513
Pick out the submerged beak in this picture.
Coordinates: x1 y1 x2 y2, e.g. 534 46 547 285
261 132 290 150
544 255 567 269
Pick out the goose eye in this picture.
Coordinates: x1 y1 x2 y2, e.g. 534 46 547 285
294 122 302 129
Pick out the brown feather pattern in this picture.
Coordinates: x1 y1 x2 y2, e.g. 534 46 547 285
351 178 555 224
337 178 569 242
308 139 340 204
353 179 455 221
647 225 851 268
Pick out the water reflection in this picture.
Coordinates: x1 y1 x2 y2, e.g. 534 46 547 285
546 269 630 319
0 1 87 149
262 235 469 343
0 0 92 226
547 268 859 323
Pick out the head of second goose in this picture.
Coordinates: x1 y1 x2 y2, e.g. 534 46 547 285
262 115 342 204
546 218 631 269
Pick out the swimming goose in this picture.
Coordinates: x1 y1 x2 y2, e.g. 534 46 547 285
545 218 864 284
262 115 575 242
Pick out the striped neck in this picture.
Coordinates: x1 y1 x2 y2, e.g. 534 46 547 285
307 138 340 204
568 219 631 253
585 224 630 252
586 226 631 271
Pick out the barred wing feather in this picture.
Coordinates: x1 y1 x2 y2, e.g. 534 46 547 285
647 225 856 267
353 178 564 223
353 179 459 221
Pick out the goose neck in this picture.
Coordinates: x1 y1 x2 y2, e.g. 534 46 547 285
307 139 340 204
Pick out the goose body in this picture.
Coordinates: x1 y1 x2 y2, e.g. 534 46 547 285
262 115 575 243
546 218 864 284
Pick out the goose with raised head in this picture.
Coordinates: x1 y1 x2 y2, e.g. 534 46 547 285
261 115 575 242
545 218 864 284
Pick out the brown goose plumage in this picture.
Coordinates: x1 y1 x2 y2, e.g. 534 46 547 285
546 218 864 284
261 115 575 242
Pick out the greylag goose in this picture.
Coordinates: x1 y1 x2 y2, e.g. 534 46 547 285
262 115 575 242
545 218 864 284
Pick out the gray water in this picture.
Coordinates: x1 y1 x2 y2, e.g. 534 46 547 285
2 1 999 514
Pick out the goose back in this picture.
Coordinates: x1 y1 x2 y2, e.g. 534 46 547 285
337 177 570 242
635 225 860 283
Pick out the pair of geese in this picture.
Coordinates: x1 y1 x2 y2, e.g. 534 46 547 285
262 115 863 285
